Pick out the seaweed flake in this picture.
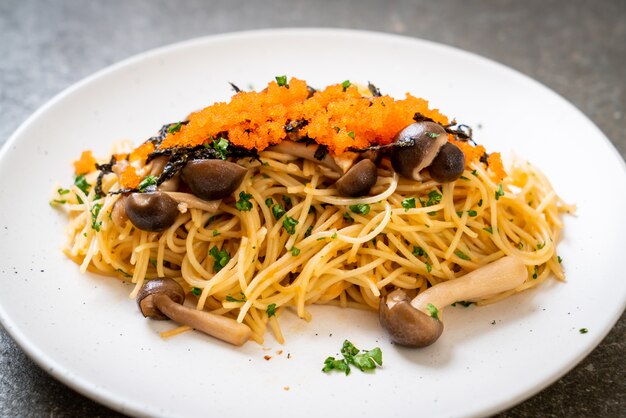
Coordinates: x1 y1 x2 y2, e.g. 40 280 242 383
367 82 382 97
94 155 116 198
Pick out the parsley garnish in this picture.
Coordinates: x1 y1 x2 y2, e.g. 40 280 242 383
426 303 440 320
454 250 471 260
75 174 91 195
331 232 338 239
235 191 253 211
343 212 354 223
467 210 478 217
471 170 477 176
536 242 545 250
266 303 277 317
90 203 102 232
304 225 313 238
191 287 202 296
57 188 70 195
138 175 158 192
401 197 416 211
425 262 432 273
322 340 383 375
149 258 157 267
478 199 483 207
412 246 426 257
579 328 588 334
532 265 538 279
209 246 230 272
459 175 469 180
425 190 442 206
275 75 287 87
289 246 300 256
282 216 298 234
265 197 274 207
349 203 370 215
341 80 351 91
495 184 504 200
167 122 182 134
211 137 230 160
557 256 563 264
347 131 355 139
483 226 493 234
283 195 293 210
226 293 247 303
272 203 286 220
212 230 220 236
116 268 132 278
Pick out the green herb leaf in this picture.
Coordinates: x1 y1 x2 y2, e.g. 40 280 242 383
483 226 493 234
265 197 274 207
290 246 300 256
167 122 182 134
283 195 293 210
425 262 432 273
426 190 442 206
467 210 478 217
90 203 103 232
478 199 483 207
149 258 157 267
412 246 426 257
352 347 383 371
349 203 370 215
459 175 469 180
212 137 230 160
282 216 298 234
191 287 202 296
116 268 132 278
304 225 313 238
209 246 230 272
532 265 538 279
272 203 286 220
341 80 351 91
74 174 91 195
454 250 471 261
579 328 588 334
226 293 247 303
495 184 504 200
275 75 287 87
138 175 158 192
347 131 355 139
213 230 220 236
322 357 350 375
57 188 70 195
266 303 276 317
235 191 253 211
401 197 416 211
536 242 545 250
557 256 563 264
331 232 338 239
472 169 478 176
343 212 355 223
426 303 440 320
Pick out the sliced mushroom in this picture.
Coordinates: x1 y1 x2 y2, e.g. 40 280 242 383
390 122 448 181
335 159 378 197
267 141 342 173
428 142 465 183
125 191 179 232
379 256 527 347
111 195 128 227
137 278 251 346
181 159 247 200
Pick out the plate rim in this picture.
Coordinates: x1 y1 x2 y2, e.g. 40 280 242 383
1 28 625 418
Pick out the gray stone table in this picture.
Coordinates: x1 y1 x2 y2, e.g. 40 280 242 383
1 0 624 416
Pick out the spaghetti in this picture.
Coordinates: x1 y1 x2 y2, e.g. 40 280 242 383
53 78 573 345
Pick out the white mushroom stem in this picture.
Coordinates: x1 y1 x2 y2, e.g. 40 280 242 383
162 192 221 212
411 256 527 314
267 141 342 173
154 294 252 346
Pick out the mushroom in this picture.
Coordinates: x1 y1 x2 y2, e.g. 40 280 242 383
125 191 179 232
266 141 342 172
390 122 448 181
428 142 465 183
181 159 247 200
335 159 378 197
137 278 252 346
111 195 128 227
379 256 527 347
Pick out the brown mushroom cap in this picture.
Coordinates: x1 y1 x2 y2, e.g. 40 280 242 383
335 159 378 197
181 159 247 200
137 278 185 320
429 142 465 183
390 122 448 181
379 289 443 347
125 191 179 232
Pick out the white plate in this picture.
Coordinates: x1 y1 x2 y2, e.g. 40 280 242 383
1 29 624 418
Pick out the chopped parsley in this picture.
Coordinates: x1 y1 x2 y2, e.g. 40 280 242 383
322 340 383 375
138 175 158 192
283 195 293 210
425 190 442 206
483 226 493 234
209 246 230 272
57 188 70 195
412 246 426 257
557 256 563 264
116 268 132 278
191 287 202 296
401 197 416 211
226 293 247 303
341 80 351 91
282 216 298 234
304 225 313 238
532 265 539 279
212 230 220 236
211 137 230 160
272 203 286 220
536 242 545 250
331 232 338 239
167 122 182 134
425 262 432 273
349 203 370 215
235 191 253 211
459 175 469 180
75 174 91 196
265 197 274 207
149 258 157 267
266 303 277 317
275 75 288 87
478 199 483 207
426 303 440 320
579 328 588 334
90 203 103 232
467 210 478 217
290 246 300 256
495 184 504 200
347 131 355 139
343 212 355 223
471 169 477 176
454 250 471 261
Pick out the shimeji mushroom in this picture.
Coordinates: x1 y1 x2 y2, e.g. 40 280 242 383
379 256 527 347
137 278 252 346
